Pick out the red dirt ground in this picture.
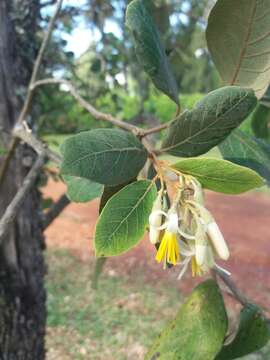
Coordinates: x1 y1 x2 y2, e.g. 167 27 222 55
43 179 270 310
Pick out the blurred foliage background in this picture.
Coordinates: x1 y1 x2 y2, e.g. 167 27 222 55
37 0 222 135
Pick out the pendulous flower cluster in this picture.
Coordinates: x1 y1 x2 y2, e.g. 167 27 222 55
149 174 230 279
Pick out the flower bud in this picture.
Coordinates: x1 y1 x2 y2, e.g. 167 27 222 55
195 225 207 266
207 222 230 260
149 192 163 244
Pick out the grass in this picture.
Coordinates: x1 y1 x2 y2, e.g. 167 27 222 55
46 250 270 360
46 249 182 360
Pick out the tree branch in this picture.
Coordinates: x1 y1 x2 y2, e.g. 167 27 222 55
0 154 46 244
32 78 141 134
13 123 62 165
141 122 170 137
42 194 70 230
17 0 64 126
214 266 249 307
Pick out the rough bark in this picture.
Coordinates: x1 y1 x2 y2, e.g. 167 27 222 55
0 1 46 358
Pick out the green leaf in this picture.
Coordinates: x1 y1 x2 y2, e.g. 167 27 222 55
99 180 136 215
216 304 270 360
95 180 157 257
172 158 264 194
63 175 102 203
206 0 270 99
92 179 137 290
145 280 228 360
251 104 270 140
162 86 257 157
219 129 270 184
126 0 179 105
60 129 148 186
261 85 270 107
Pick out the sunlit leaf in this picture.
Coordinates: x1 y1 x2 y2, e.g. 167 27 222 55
95 180 157 257
92 179 137 290
206 0 270 99
172 158 264 194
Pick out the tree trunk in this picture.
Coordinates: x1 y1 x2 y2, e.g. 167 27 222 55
0 1 46 358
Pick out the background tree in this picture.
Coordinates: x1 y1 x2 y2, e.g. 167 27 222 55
0 0 46 357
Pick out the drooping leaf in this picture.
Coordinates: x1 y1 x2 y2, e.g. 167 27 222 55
216 304 270 360
172 158 264 194
126 0 179 105
251 104 270 139
95 180 157 257
206 0 270 99
145 280 228 360
60 129 148 186
219 129 270 184
162 86 257 157
62 175 102 203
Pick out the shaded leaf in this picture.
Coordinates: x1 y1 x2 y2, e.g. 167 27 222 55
60 129 147 186
216 304 270 360
126 0 179 105
172 158 264 194
206 0 270 99
261 85 270 107
251 104 270 139
162 86 257 157
219 129 270 184
63 175 102 203
95 180 157 257
145 280 228 360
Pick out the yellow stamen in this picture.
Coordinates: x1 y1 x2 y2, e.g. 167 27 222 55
191 256 203 277
155 232 180 266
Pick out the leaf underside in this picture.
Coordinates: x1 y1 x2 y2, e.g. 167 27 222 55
206 0 270 99
63 175 102 203
219 129 270 184
126 0 179 105
216 304 270 360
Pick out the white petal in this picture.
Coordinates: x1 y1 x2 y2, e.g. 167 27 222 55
177 258 191 280
178 228 196 240
207 222 230 260
149 227 160 245
166 212 179 233
196 244 208 266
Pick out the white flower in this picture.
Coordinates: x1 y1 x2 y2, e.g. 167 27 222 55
207 221 230 260
149 191 164 244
